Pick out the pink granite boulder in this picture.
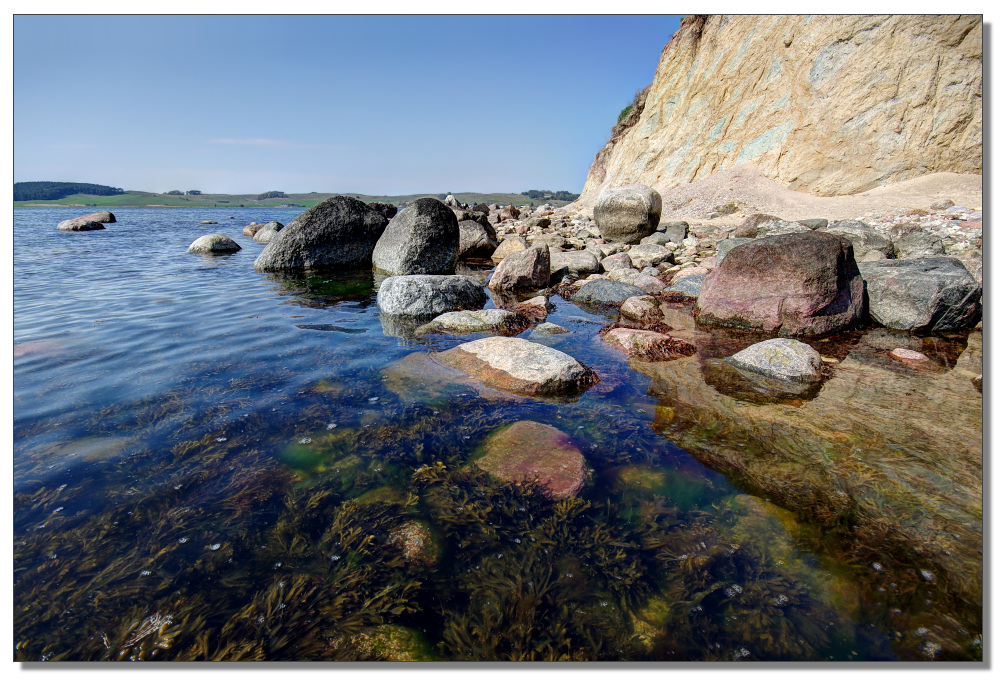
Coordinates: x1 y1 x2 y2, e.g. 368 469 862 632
694 231 864 336
474 421 587 499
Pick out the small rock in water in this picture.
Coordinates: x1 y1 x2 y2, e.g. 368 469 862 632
889 348 931 365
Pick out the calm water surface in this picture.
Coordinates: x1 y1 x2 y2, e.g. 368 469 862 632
12 207 981 661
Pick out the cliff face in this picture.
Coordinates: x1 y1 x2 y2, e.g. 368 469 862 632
582 15 982 199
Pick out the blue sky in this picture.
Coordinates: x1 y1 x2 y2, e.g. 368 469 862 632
13 14 681 195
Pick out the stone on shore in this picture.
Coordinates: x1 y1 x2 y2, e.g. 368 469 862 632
601 328 697 361
594 184 662 244
858 257 982 332
695 231 864 336
488 243 550 291
571 279 647 306
372 198 460 275
491 235 530 263
187 234 241 253
734 213 783 238
893 229 946 259
243 222 263 237
601 252 634 272
436 336 599 398
663 274 706 298
659 220 689 243
715 238 754 264
457 220 499 259
628 243 674 269
550 250 600 278
474 421 587 499
376 274 486 317
254 195 389 272
367 201 398 220
820 220 894 260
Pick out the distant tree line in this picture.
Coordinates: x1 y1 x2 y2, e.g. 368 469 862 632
520 189 579 201
14 181 125 201
256 191 287 200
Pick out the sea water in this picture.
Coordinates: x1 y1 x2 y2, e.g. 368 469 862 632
12 207 981 661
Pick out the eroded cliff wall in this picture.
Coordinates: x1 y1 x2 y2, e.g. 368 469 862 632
582 15 982 199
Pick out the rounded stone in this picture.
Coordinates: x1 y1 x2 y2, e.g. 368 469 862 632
594 184 662 244
187 234 241 253
372 198 459 276
474 421 587 499
724 338 823 383
376 274 486 317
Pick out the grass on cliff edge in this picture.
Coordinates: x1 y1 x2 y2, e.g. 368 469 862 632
16 191 574 209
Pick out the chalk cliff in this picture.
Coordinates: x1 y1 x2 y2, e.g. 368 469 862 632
582 15 982 199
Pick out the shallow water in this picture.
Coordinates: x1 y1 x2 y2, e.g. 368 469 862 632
13 207 982 661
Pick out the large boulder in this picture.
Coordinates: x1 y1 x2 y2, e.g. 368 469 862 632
188 234 241 253
474 421 587 499
594 184 662 244
372 198 459 275
77 210 115 224
376 274 486 317
252 220 284 244
488 243 550 291
572 279 647 306
695 231 864 336
820 220 893 260
858 257 982 332
254 196 388 272
436 337 599 398
457 220 498 259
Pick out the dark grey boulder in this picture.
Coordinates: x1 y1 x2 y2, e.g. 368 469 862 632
859 257 982 332
893 229 946 259
664 274 706 298
254 195 388 272
252 221 284 244
571 279 646 306
457 220 499 259
376 274 486 317
659 220 689 243
594 184 662 244
372 198 459 276
821 220 893 260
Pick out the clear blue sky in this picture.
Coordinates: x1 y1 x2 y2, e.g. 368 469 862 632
13 14 681 195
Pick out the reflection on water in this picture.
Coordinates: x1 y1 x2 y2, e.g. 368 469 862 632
13 208 981 661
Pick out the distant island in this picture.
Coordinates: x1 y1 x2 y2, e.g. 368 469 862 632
13 182 579 209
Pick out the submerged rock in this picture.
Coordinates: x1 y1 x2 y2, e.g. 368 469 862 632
724 338 823 383
601 328 696 361
436 336 599 398
417 308 517 335
594 184 662 244
376 274 486 317
695 231 864 336
859 257 981 332
254 195 388 272
372 198 459 275
187 234 241 253
474 421 587 499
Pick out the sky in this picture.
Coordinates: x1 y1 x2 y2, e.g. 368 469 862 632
13 14 682 196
